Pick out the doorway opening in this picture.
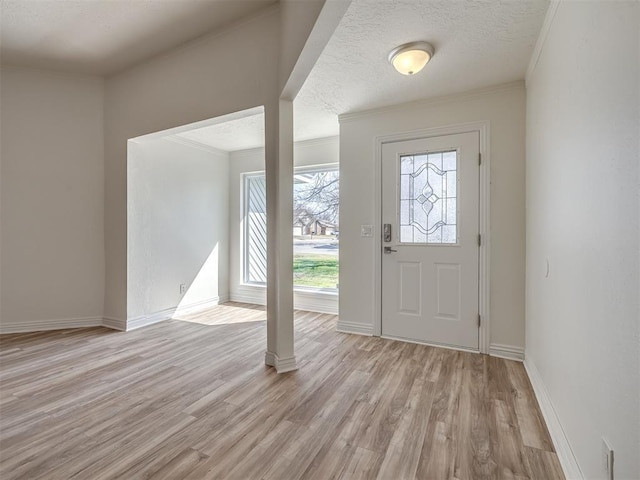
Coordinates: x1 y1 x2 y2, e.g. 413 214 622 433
126 106 340 330
126 106 265 329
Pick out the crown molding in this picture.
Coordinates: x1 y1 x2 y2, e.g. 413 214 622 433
526 0 561 86
339 81 525 124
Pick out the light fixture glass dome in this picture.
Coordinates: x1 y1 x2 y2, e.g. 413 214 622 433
389 41 434 75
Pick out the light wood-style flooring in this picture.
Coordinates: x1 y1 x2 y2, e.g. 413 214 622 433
0 303 563 479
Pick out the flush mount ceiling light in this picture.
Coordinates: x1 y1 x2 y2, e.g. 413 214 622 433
388 41 434 75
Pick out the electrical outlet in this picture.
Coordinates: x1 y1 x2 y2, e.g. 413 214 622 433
179 283 186 295
601 438 614 480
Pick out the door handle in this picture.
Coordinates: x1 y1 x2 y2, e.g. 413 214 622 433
384 246 398 254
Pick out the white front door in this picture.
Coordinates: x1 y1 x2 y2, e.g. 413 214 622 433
381 132 480 349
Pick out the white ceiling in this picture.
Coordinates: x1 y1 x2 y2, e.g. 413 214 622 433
174 113 265 152
0 0 276 75
294 0 549 141
1 0 549 150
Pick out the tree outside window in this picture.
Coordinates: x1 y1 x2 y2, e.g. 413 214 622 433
244 166 339 290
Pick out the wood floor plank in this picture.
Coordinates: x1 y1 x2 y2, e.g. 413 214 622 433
224 420 306 479
492 399 530 479
375 377 435 480
0 302 564 480
465 353 498 479
504 360 555 452
415 351 465 479
339 446 383 480
523 446 565 480
452 353 475 480
143 447 210 480
300 437 356 480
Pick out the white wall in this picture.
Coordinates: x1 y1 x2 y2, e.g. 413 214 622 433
229 136 339 314
525 2 639 478
339 84 527 351
104 8 281 324
279 0 325 92
127 137 229 325
0 67 104 332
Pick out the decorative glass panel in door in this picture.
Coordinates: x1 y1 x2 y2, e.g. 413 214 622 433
399 150 457 244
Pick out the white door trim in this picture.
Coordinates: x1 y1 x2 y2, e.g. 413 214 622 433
374 121 491 354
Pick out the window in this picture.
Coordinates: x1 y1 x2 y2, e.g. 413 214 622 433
244 174 267 284
399 150 458 244
243 166 339 291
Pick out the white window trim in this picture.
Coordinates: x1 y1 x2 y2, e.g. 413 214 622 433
241 163 340 292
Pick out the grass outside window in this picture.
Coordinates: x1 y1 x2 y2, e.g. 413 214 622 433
293 254 339 289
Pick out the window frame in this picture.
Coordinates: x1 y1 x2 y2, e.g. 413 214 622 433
241 164 339 292
243 171 268 286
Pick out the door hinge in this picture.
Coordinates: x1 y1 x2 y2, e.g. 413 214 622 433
477 233 481 247
477 314 481 328
478 153 482 165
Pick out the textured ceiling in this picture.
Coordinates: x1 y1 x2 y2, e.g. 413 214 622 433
1 0 550 150
294 0 549 141
0 0 276 75
174 113 265 152
164 0 549 151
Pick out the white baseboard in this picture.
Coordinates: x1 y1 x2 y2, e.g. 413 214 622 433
229 294 263 305
127 306 175 331
231 285 338 315
0 296 229 334
230 286 266 306
336 320 373 336
524 357 583 480
102 317 126 331
0 316 103 334
127 297 228 331
174 295 229 316
489 343 525 361
265 351 298 373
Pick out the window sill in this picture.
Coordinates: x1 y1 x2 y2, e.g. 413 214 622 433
240 283 338 296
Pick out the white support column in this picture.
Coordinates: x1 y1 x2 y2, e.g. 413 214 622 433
264 99 296 373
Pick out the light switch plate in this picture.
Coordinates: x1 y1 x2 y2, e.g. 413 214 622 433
361 225 374 237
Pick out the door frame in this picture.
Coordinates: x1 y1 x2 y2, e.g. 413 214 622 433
373 121 490 354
